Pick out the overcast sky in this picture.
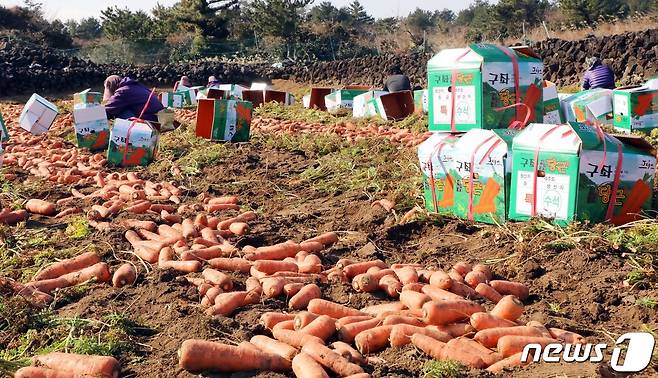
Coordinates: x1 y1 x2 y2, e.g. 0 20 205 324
1 0 477 21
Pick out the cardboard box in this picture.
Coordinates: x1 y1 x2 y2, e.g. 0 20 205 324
428 44 544 131
19 94 58 135
509 122 656 225
195 99 253 142
452 129 518 224
561 89 613 124
160 92 185 108
414 89 429 113
73 104 109 151
251 83 271 90
242 90 293 108
305 88 333 110
418 132 462 214
353 91 387 118
218 84 248 99
325 88 371 113
0 112 9 142
613 84 658 132
73 89 102 106
542 81 563 123
368 91 415 121
107 119 159 167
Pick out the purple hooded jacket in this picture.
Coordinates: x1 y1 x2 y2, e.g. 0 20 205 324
582 63 615 90
105 77 165 122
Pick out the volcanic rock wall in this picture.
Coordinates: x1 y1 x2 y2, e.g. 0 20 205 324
0 29 656 97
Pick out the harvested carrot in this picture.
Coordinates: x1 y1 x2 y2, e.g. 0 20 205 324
273 319 295 331
202 269 233 291
379 274 402 297
112 264 136 288
474 326 545 348
389 324 451 347
238 341 261 353
452 261 472 276
292 352 329 378
394 266 418 285
294 312 320 330
465 271 488 288
449 281 480 299
34 252 100 281
181 218 197 239
360 302 406 317
486 352 526 373
402 282 425 292
343 374 371 378
0 209 29 225
300 315 337 341
422 300 484 325
382 315 423 327
207 257 251 273
262 277 286 298
25 199 57 216
229 222 249 236
284 282 305 297
308 299 365 318
28 262 111 293
159 249 202 273
121 219 157 231
416 269 433 283
254 260 299 274
260 312 294 331
298 254 322 274
272 329 324 348
338 318 381 343
206 203 240 212
336 258 356 270
245 243 301 261
428 270 453 289
201 286 224 307
448 269 464 283
299 241 324 253
55 207 81 218
208 196 240 205
549 328 586 344
475 283 503 303
14 366 72 378
180 246 227 261
354 325 394 354
400 290 431 310
301 341 364 376
33 352 120 378
470 312 517 331
178 339 290 372
206 291 248 316
343 260 387 279
304 232 339 246
491 295 524 321
197 282 213 296
526 321 553 339
331 341 365 364
498 335 557 357
250 335 298 361
436 322 475 338
410 333 446 359
473 264 493 281
421 285 463 301
289 284 322 310
490 280 529 300
336 315 373 328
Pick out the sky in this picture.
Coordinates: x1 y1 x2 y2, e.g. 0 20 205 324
1 0 477 21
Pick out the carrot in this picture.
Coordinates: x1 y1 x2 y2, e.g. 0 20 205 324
55 207 82 218
299 241 324 253
464 271 488 288
112 263 136 288
379 274 402 297
331 341 365 364
178 339 290 372
382 315 423 327
475 283 503 303
421 285 463 301
486 352 526 373
428 270 453 289
121 219 157 231
238 341 261 352
28 262 111 293
390 324 452 347
416 269 433 283
308 299 365 318
298 254 322 274
207 257 251 273
360 302 406 317
206 291 248 316
181 218 197 239
292 352 329 378
436 322 475 338
448 337 502 367
229 222 249 236
294 312 320 330
526 321 553 339
201 286 224 307
0 209 29 225
180 246 226 261
337 318 381 343
343 260 387 279
254 260 299 274
449 281 480 299
422 300 484 325
250 335 298 361
289 283 322 310
336 258 356 270
206 203 240 212
491 295 524 321
301 341 365 376
300 315 337 340
344 374 371 378
549 328 586 344
124 201 151 214
376 308 422 319
25 199 57 216
336 315 374 328
400 290 431 310
272 329 324 348
448 269 464 283
33 352 120 378
261 277 287 298
245 242 302 261
474 326 544 348
490 280 529 300
14 366 72 378
328 270 348 283
304 231 339 246
284 282 305 297
260 312 295 331
394 266 418 285
410 333 446 359
273 319 295 331
354 325 394 354
34 252 100 281
208 196 240 205
470 312 517 331
402 282 425 292
201 269 233 291
452 261 472 276
473 264 493 281
198 283 213 296
159 249 202 273
497 335 556 357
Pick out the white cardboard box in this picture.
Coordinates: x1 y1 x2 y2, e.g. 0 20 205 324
19 94 58 135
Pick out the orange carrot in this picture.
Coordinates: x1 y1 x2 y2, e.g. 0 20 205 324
470 312 517 331
55 207 82 218
121 219 157 231
402 282 425 292
410 333 446 359
474 326 545 348
336 315 374 328
526 321 553 339
497 335 556 357
299 241 324 253
0 209 29 225
202 269 233 291
32 352 120 378
475 283 503 303
181 218 197 239
180 246 227 261
336 258 356 270
491 295 524 321
34 252 100 281
112 263 136 288
261 277 287 298
301 341 365 376
490 280 529 300
300 315 337 340
464 271 488 288
294 312 320 330
14 367 72 378
25 199 57 216
254 260 299 274
486 352 526 373
272 329 324 348
28 262 111 293
416 269 433 283
436 322 475 338
331 341 365 364
548 328 586 344
308 299 365 318
428 270 453 289
245 242 302 261
473 264 493 281
343 260 387 279
292 352 329 378
298 254 322 274
389 324 452 347
159 249 202 273
208 196 240 205
400 290 431 310
394 266 418 285
382 315 424 327
304 232 339 246
354 325 394 354
328 270 348 283
289 283 322 310
379 274 402 297
273 319 295 331
238 341 261 353
422 300 484 325
201 286 224 307
207 257 251 273
360 302 406 317
449 281 480 299
447 337 502 367
421 285 463 301
178 339 290 372
448 269 464 283
206 203 241 212
452 261 472 276
284 282 305 297
229 222 249 236
338 318 382 343
260 312 295 331
197 283 213 296
250 335 298 361
205 291 248 316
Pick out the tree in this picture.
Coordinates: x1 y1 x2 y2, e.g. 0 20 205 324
74 17 102 40
349 1 374 25
100 7 155 41
559 0 629 26
174 0 238 54
404 8 436 48
495 0 551 38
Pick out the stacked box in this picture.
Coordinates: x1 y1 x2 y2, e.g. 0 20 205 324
509 122 656 225
353 91 387 118
218 84 248 100
428 44 544 131
160 92 185 108
325 89 370 113
561 89 613 124
242 90 294 108
367 91 415 121
414 89 429 114
195 99 253 142
613 84 658 133
418 132 462 214
107 119 159 167
452 129 518 224
19 94 58 135
73 89 102 106
0 112 9 142
542 81 563 123
73 106 109 151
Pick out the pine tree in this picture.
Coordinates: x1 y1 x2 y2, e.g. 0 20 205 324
349 1 374 25
247 0 314 59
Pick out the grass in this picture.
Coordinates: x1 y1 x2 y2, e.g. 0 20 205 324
65 217 90 240
423 360 464 378
635 297 658 309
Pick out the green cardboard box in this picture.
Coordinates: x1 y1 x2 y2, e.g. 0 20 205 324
72 103 109 151
325 88 370 113
160 92 185 108
195 99 253 142
0 112 9 142
452 129 518 224
418 132 462 214
414 89 429 113
561 89 613 124
613 84 658 132
543 81 563 124
353 91 388 118
74 89 102 106
107 118 159 167
509 122 656 225
428 44 544 131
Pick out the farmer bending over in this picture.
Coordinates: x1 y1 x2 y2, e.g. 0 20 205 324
103 75 165 122
207 75 221 88
383 64 412 93
173 75 192 91
582 56 615 90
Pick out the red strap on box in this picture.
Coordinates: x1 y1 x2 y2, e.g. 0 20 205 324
496 46 521 122
530 125 562 216
467 135 500 221
449 49 472 132
494 102 532 130
427 141 451 211
122 88 156 165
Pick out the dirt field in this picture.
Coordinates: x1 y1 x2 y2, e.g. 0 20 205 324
0 86 657 378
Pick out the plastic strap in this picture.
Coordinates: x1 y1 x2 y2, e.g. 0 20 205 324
531 125 562 216
496 46 521 121
467 135 499 221
494 102 532 130
605 140 624 222
122 88 156 165
449 49 472 132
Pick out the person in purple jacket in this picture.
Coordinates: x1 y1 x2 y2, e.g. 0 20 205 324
103 75 165 122
582 56 616 90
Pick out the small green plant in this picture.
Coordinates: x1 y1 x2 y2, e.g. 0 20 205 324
423 360 464 378
65 217 90 240
548 302 565 315
626 270 647 286
636 297 658 309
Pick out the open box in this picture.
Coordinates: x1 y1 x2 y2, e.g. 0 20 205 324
368 91 415 121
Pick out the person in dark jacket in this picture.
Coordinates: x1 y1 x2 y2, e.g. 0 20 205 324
103 75 165 122
173 75 191 91
582 56 615 90
383 64 412 93
207 75 221 88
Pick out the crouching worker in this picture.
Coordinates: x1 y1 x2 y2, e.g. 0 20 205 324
207 75 220 88
383 64 412 93
173 75 191 91
582 56 615 90
103 75 165 122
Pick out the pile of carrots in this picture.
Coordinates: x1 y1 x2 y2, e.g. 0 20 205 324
13 352 120 378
